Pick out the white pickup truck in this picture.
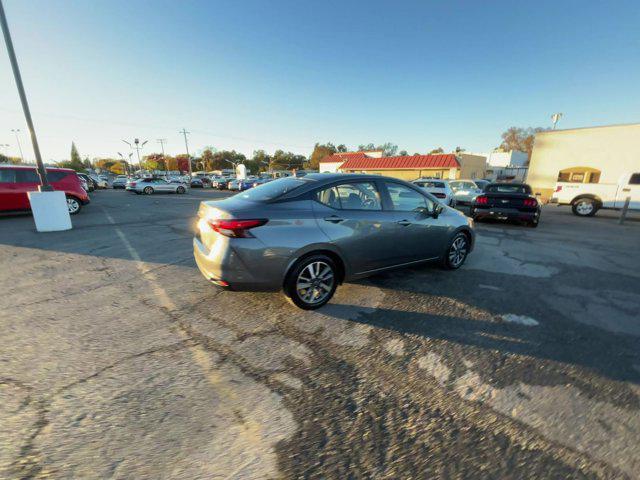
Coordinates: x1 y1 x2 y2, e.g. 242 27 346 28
550 172 640 216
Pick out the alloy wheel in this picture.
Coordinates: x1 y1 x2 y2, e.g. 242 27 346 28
448 235 468 268
296 261 335 305
66 198 80 214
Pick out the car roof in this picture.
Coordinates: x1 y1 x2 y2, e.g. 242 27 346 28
0 164 74 172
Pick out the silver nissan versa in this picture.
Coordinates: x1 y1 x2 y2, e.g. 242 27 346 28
194 174 475 309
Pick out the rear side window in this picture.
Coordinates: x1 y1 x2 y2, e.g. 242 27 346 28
238 177 306 202
629 173 640 185
316 182 382 210
485 184 532 194
47 171 70 182
0 168 17 183
16 169 40 183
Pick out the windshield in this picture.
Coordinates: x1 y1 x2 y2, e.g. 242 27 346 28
486 184 532 194
237 177 307 201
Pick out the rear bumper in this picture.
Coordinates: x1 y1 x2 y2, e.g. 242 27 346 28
472 206 539 221
193 237 282 291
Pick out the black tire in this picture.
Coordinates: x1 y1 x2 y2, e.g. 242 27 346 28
441 232 470 270
177 186 186 194
527 218 539 228
66 196 82 215
143 186 154 195
572 198 598 217
284 254 338 310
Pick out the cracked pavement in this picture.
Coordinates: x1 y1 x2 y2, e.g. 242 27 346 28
1 189 639 479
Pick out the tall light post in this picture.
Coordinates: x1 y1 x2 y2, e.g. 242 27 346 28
551 113 563 130
179 128 193 176
122 138 147 172
10 128 23 161
1 1 49 188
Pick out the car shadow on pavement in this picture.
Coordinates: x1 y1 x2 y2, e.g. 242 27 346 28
327 265 640 388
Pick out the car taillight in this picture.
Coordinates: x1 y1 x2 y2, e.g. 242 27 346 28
130 182 137 187
475 195 488 205
523 198 538 207
207 219 268 238
554 185 562 192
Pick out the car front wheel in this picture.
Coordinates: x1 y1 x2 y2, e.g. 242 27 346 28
177 186 186 194
284 255 337 310
143 186 154 195
441 232 469 269
572 198 598 217
66 196 81 215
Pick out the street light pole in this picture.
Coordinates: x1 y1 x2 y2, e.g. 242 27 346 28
11 128 23 161
122 138 147 173
180 128 193 176
1 0 50 189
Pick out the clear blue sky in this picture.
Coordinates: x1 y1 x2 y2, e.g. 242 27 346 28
1 0 639 161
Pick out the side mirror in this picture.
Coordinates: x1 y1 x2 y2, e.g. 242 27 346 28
433 203 444 218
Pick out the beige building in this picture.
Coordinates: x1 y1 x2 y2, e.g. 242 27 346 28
331 152 486 181
528 123 640 200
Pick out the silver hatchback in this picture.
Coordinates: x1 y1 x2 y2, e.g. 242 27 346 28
194 174 475 309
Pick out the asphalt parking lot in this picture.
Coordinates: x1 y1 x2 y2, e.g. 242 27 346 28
2 188 640 479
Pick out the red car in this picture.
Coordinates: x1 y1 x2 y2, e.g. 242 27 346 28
0 165 90 215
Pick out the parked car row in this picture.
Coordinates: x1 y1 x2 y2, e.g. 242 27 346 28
0 165 90 214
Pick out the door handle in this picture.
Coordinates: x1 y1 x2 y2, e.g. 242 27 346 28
324 215 344 223
397 220 412 226
622 188 631 192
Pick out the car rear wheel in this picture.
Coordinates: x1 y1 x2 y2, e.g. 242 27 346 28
143 186 154 195
285 255 337 310
66 196 81 215
572 198 598 217
177 186 186 194
441 232 469 269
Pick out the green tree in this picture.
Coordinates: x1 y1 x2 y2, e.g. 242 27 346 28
499 127 547 159
357 142 398 156
270 150 305 170
398 150 408 156
308 143 337 170
0 153 22 164
59 142 85 171
428 147 444 154
201 148 215 171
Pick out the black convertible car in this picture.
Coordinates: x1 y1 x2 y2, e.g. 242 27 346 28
469 183 541 227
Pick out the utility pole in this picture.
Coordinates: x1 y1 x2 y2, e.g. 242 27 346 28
157 138 168 175
11 128 23 161
180 128 193 176
1 1 50 188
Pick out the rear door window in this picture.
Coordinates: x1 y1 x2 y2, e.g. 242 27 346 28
629 173 640 185
0 168 17 183
16 169 40 183
316 182 382 210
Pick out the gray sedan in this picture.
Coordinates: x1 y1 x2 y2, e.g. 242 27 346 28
126 177 188 195
194 174 475 309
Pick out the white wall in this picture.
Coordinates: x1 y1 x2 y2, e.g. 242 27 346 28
319 161 343 173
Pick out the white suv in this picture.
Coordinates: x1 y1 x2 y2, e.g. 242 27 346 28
412 178 456 206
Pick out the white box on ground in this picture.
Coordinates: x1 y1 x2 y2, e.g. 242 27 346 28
27 190 72 232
